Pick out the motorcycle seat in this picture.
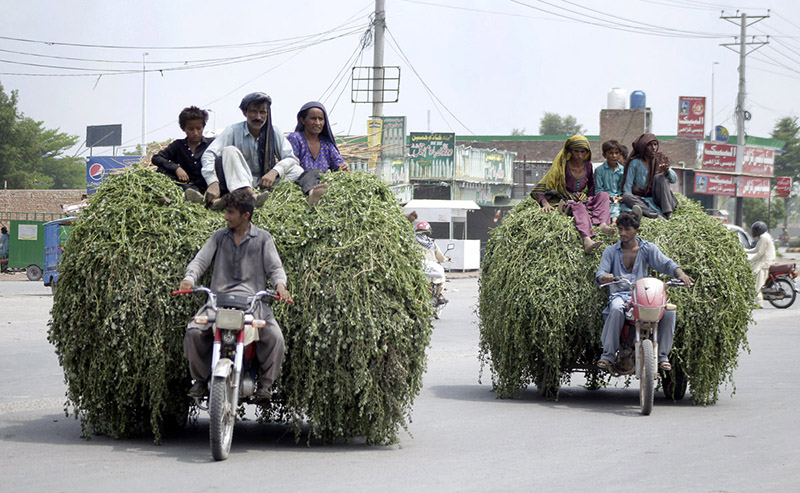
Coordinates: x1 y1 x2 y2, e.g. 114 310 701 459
769 263 795 274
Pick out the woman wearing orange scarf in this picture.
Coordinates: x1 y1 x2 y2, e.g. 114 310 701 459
532 135 615 253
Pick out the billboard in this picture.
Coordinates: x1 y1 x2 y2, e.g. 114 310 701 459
86 124 122 148
776 176 792 198
366 119 383 171
701 142 737 172
86 156 141 194
702 143 775 177
737 176 770 198
694 172 737 196
381 116 406 158
677 96 706 139
409 132 455 167
741 147 775 176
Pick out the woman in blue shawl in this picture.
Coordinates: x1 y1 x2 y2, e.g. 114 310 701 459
286 101 349 173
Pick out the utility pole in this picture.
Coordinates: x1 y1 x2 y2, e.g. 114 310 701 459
720 11 769 226
371 0 386 177
371 0 386 119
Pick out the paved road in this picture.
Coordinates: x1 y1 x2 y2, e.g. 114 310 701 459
0 272 798 491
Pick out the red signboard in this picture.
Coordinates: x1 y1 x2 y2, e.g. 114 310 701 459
741 147 775 176
737 176 770 198
677 96 706 139
776 176 792 197
701 142 737 172
694 172 736 196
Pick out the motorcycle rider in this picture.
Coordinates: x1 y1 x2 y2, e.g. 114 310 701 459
415 221 450 305
745 221 776 307
595 210 693 371
179 188 291 399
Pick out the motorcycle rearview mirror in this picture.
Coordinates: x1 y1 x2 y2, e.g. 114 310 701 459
446 243 455 252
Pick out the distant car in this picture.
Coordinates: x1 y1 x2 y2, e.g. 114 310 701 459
726 224 754 249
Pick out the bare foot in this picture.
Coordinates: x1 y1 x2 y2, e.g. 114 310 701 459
583 236 602 254
308 183 329 205
598 223 616 235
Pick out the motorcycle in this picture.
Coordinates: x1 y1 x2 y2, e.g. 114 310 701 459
172 286 292 461
599 276 685 415
422 243 454 319
762 263 798 309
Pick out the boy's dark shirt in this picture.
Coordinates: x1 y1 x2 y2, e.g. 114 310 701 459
152 136 214 191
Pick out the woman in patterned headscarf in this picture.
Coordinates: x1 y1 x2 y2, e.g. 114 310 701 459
287 101 349 173
532 135 615 253
621 133 678 219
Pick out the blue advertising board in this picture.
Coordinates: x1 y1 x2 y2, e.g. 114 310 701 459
85 156 142 194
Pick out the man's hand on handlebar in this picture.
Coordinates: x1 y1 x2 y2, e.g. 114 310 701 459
179 279 193 291
675 269 694 288
598 273 614 284
276 283 291 302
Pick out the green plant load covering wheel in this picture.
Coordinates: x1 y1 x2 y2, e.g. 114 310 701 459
49 167 432 445
478 196 754 405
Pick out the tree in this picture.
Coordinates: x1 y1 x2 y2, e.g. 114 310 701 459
770 116 800 230
511 128 526 136
539 112 585 136
771 116 800 178
0 82 82 189
743 196 786 230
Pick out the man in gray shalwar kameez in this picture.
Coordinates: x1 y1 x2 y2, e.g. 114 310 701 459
179 188 291 399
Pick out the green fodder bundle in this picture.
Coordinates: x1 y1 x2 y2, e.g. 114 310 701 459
48 167 222 442
49 168 431 444
255 172 432 444
478 195 753 405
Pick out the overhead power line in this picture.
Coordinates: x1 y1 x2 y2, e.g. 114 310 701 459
385 27 474 134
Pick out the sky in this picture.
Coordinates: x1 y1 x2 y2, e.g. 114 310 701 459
2 0 799 158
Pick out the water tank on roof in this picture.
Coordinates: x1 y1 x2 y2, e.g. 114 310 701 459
607 88 627 109
630 90 646 109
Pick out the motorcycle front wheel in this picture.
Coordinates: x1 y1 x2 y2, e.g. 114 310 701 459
639 340 655 415
209 372 235 461
767 279 796 309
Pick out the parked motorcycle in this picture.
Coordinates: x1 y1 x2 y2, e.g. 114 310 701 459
423 243 454 319
762 263 798 309
172 286 292 461
599 276 686 415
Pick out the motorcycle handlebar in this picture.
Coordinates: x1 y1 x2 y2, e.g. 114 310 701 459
172 286 293 304
599 277 687 289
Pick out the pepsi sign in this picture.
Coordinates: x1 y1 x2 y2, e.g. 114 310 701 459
85 156 142 194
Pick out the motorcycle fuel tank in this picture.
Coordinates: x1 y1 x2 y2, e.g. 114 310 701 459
633 277 667 322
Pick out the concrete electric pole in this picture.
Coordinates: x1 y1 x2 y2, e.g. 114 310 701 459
371 0 386 120
720 11 769 226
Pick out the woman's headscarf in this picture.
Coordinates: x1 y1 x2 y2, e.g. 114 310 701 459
624 133 668 194
531 135 592 202
295 101 338 151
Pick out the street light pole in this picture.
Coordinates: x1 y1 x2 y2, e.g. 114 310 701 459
142 52 148 156
711 61 719 140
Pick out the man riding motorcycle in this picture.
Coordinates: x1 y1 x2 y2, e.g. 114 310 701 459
745 220 776 307
415 221 450 305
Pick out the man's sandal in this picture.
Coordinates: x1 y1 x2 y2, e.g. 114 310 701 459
596 359 611 370
659 362 672 371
